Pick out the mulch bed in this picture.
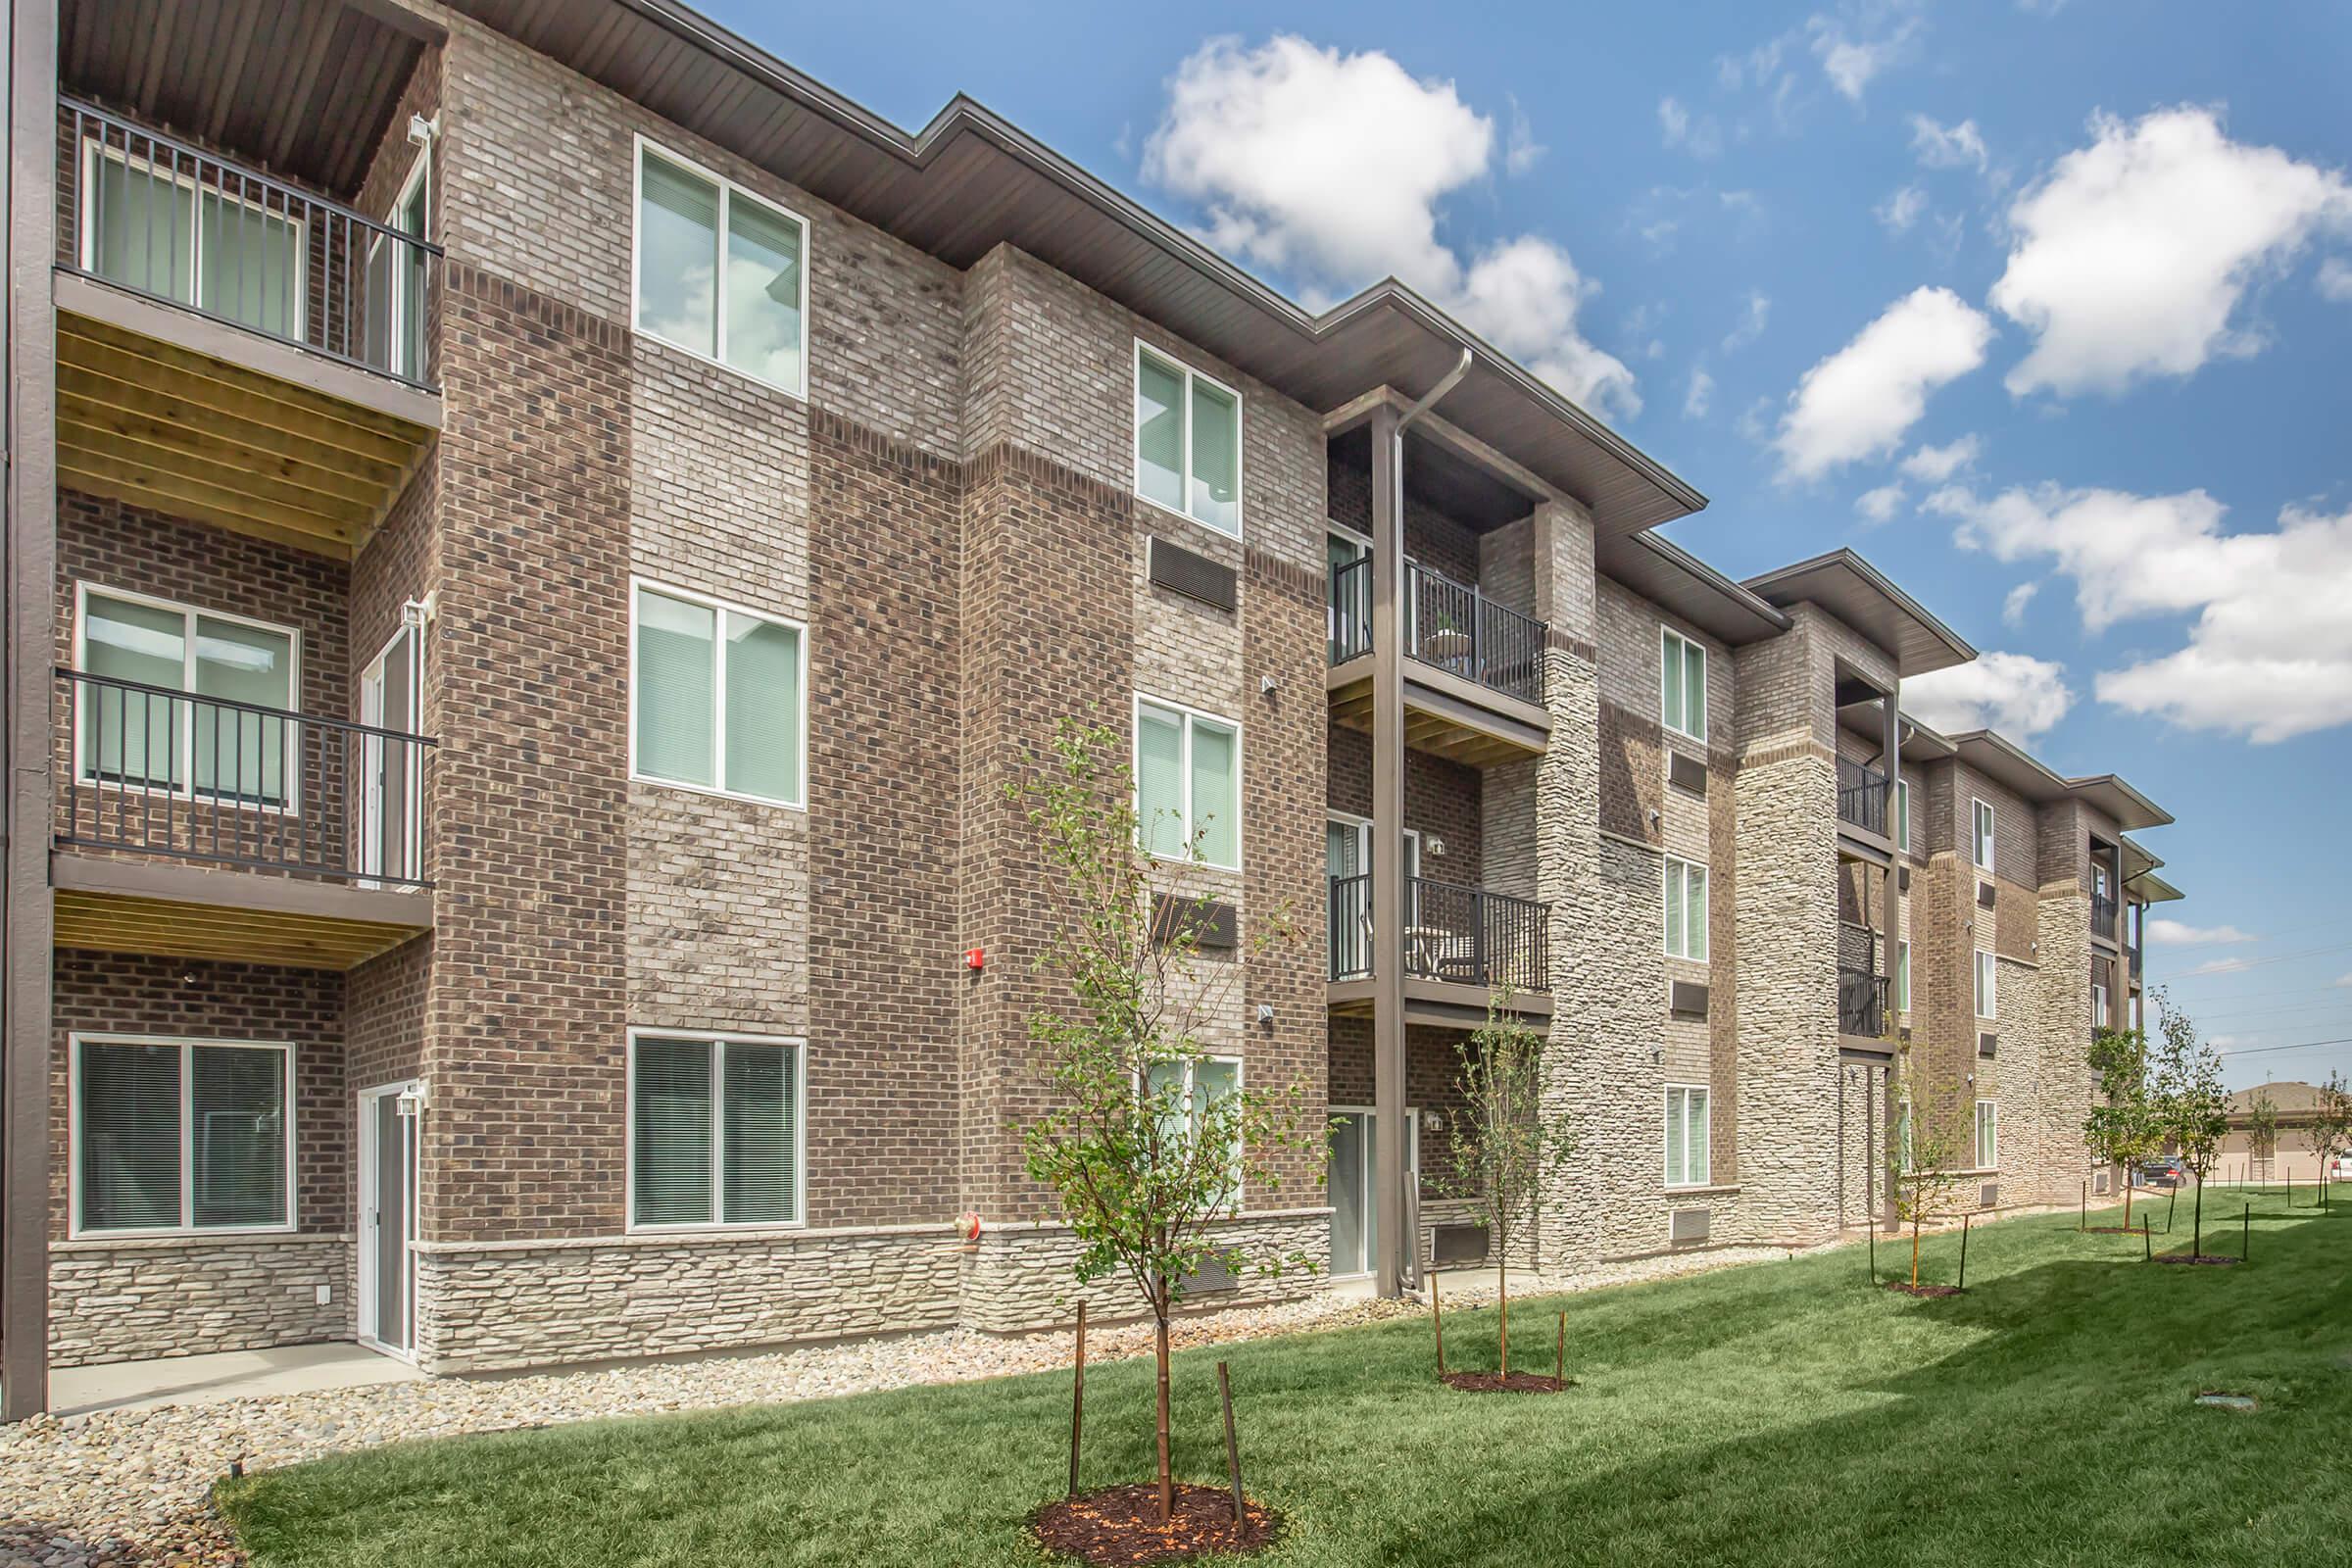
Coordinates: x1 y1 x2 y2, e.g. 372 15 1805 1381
1882 1281 1966 1298
1032 1483 1278 1565
2152 1254 2240 1267
1439 1370 1576 1393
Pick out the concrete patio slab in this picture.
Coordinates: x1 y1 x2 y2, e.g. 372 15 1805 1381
51 1342 422 1417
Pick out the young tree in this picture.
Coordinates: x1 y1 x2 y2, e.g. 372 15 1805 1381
2246 1088 2280 1184
1431 999 1576 1378
2149 994 2230 1258
2305 1071 2352 1209
1014 717 1313 1521
1889 1053 1969 1290
2083 1024 2159 1229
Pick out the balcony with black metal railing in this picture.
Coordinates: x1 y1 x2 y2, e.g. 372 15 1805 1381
53 98 440 564
1327 556 1551 766
1838 966 1889 1040
1328 872 1550 1021
1836 756 1888 838
52 667 438 968
2090 891 2119 944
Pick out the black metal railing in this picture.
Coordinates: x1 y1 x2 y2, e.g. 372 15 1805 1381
1327 872 1549 994
60 97 442 390
1838 966 1888 1039
2090 891 2119 942
2129 945 2143 982
1405 562 1544 704
58 667 436 887
1837 756 1888 835
1324 555 1548 706
1328 556 1372 665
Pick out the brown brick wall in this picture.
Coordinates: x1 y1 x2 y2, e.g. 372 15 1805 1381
805 411 965 1226
425 263 633 1243
1597 701 1663 846
1325 722 1486 871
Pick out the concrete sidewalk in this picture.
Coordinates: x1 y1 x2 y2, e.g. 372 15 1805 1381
51 1342 423 1417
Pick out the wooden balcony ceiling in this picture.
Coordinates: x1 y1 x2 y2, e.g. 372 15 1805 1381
55 298 434 563
1328 662 1548 767
52 853 431 970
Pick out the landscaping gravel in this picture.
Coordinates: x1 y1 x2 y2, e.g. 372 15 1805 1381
0 1243 1814 1567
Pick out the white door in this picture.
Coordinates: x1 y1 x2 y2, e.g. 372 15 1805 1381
359 625 419 884
1329 1106 1420 1277
357 1083 419 1358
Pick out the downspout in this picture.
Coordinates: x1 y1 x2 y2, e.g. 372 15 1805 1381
1396 348 1472 441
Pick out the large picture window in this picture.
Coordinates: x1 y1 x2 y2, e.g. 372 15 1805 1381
634 139 808 396
1143 1054 1244 1207
631 579 807 808
73 1035 292 1237
74 584 300 809
1661 628 1707 743
1134 343 1242 537
1664 856 1709 961
1665 1084 1711 1188
629 1031 804 1229
80 142 306 340
1135 696 1240 869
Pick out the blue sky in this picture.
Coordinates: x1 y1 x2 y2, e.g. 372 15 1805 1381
710 1 2352 1090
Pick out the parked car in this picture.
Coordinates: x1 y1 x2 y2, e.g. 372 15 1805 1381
2135 1158 2186 1189
2329 1154 2352 1183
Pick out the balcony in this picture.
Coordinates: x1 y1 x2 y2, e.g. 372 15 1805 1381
2091 891 2119 944
54 98 439 562
1327 557 1551 766
1836 756 1888 838
1838 967 1888 1040
1329 873 1551 1027
52 667 436 968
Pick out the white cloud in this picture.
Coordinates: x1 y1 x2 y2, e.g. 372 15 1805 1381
1722 289 1771 352
1146 36 1639 417
1504 96 1544 175
1991 107 2352 396
1773 287 1993 480
1930 486 2352 742
2321 257 2352 302
1899 434 1981 482
1910 114 1988 172
2186 956 2257 977
1684 368 1715 419
1901 651 2074 739
2147 919 2256 947
1809 11 1920 102
1855 485 1906 524
2334 972 2352 989
1659 96 1722 160
2001 581 2039 627
1877 184 1929 234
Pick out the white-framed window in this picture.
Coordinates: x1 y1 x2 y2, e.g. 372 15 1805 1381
73 582 302 811
1135 694 1241 870
1661 627 1707 743
1894 939 1912 1013
1894 779 1911 854
632 136 809 397
2092 980 2111 1030
629 577 807 809
1663 855 1709 961
78 137 308 340
1975 1100 1998 1169
367 154 431 379
1975 949 1998 1020
1664 1084 1711 1188
627 1029 805 1230
70 1033 294 1238
1134 341 1243 537
1144 1054 1244 1207
1972 798 1995 871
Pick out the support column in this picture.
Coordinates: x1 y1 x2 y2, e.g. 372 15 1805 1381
1878 693 1901 1004
1369 404 1407 1298
2 0 61 1424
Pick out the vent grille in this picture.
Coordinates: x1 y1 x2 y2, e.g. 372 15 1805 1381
1979 1032 1998 1058
1152 895 1238 952
1148 536 1238 612
1177 1250 1239 1295
2093 1170 2110 1195
1979 1183 1999 1207
1669 1208 1711 1244
1977 881 1997 908
1667 751 1708 794
1898 866 1912 893
1432 1223 1489 1266
1669 980 1710 1018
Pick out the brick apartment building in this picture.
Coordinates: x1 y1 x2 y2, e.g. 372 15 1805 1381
0 0 2182 1417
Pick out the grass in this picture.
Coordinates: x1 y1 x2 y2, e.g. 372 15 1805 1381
220 1193 2352 1567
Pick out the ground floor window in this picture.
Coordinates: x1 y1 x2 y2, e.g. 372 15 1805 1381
629 1030 805 1229
1975 1100 1998 1169
73 1034 292 1236
1665 1083 1711 1188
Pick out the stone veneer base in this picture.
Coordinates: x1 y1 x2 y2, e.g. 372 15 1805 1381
48 1234 353 1369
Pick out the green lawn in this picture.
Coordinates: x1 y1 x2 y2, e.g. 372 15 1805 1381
221 1193 2352 1567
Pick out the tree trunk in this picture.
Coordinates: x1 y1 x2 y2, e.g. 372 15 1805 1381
1496 1240 1510 1380
1153 1292 1173 1524
2123 1174 2132 1229
2192 1175 2204 1260
1910 1210 1922 1289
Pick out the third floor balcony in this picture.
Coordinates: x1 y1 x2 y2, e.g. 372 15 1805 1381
1836 755 1889 838
1326 556 1551 767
